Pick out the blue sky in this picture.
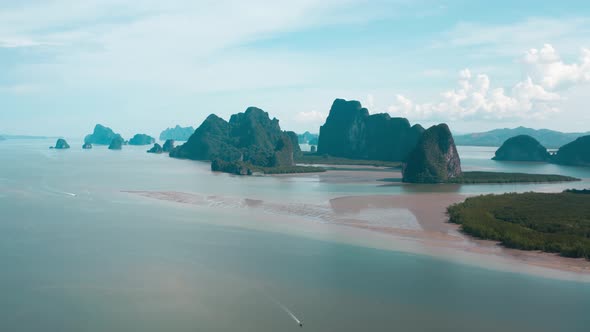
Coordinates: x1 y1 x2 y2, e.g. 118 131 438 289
1 0 589 138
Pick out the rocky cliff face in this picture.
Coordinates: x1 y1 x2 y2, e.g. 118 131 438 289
402 124 462 183
365 113 424 161
285 131 302 159
53 138 70 149
147 143 163 154
108 137 124 150
159 125 195 141
162 139 175 152
85 124 123 145
170 107 296 168
493 135 550 162
129 134 155 146
553 135 590 166
317 99 424 161
318 99 368 158
170 114 236 161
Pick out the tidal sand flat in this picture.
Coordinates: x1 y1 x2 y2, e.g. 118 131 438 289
125 188 590 281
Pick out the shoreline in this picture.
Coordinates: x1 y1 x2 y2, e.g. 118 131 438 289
123 188 590 282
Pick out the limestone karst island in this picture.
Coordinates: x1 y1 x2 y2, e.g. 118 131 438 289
2 2 590 332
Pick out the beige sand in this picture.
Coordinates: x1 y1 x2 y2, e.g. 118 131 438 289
123 188 590 280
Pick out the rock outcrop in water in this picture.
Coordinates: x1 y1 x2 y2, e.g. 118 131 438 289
85 124 123 145
129 134 155 146
402 124 462 183
170 107 300 169
553 135 590 166
108 137 124 150
162 139 175 152
82 143 92 149
53 138 70 149
298 131 319 145
147 143 163 154
317 99 424 161
492 135 550 162
159 125 195 141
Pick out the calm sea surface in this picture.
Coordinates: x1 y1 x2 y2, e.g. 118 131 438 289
1 139 589 332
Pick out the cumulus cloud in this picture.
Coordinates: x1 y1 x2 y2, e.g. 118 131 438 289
523 44 590 90
388 44 589 121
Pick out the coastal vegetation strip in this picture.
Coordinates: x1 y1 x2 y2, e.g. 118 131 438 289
295 153 402 168
211 159 325 175
447 191 590 259
447 171 579 184
248 164 325 174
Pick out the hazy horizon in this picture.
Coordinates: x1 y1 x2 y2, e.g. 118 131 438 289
1 1 589 137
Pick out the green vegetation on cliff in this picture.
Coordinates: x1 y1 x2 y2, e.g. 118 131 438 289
108 137 124 150
402 124 462 183
147 143 163 154
53 138 70 149
317 98 423 161
159 125 195 141
553 135 590 167
448 191 590 259
171 107 304 174
162 139 175 152
85 124 123 145
129 134 155 146
493 135 550 162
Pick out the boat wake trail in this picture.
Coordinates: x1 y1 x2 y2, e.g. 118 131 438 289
47 188 77 197
41 182 77 197
264 292 303 327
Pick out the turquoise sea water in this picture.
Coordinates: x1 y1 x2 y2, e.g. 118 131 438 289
1 139 589 332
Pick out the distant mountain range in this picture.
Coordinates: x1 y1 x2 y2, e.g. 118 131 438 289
0 134 56 140
454 127 590 149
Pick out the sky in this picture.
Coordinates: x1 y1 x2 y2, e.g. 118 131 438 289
1 0 589 138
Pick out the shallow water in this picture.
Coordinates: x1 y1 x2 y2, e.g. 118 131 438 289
1 139 589 331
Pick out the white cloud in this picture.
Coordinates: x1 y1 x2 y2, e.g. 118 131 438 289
522 44 590 90
0 0 391 93
388 45 589 120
